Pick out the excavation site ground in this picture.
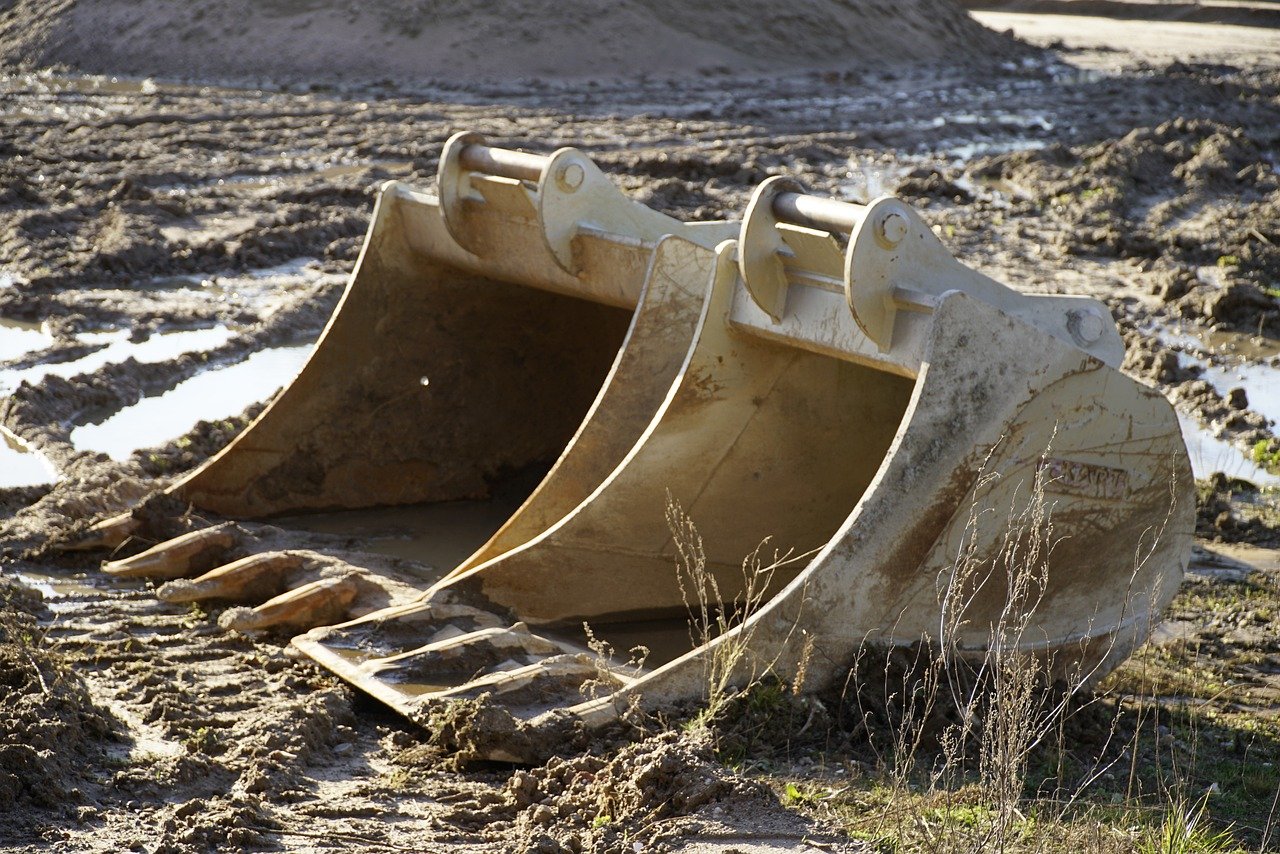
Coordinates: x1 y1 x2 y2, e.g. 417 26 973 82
1 10 1280 854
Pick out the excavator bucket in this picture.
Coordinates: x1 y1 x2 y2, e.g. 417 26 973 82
77 133 736 558
76 144 1195 761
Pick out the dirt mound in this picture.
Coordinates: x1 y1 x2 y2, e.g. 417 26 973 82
1197 472 1280 546
0 0 1021 84
439 729 807 854
971 115 1280 335
0 579 116 815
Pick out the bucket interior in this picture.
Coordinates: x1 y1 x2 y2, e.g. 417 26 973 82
470 338 918 668
180 237 633 523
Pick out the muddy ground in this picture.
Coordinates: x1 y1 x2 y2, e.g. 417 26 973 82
1 13 1279 853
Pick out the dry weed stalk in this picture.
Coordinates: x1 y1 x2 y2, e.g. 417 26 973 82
937 459 1059 844
666 495 775 722
579 622 648 702
844 441 1181 853
664 493 814 727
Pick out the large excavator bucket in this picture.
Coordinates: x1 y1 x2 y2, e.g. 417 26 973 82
77 133 736 557
76 143 1195 761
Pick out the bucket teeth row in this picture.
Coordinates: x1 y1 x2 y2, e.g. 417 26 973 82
155 552 303 604
218 575 360 632
101 525 236 580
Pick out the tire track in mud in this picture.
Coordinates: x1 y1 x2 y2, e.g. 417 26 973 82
16 567 475 853
13 567 858 854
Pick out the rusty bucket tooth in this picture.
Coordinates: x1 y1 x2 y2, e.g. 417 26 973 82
218 575 360 632
61 512 139 552
101 525 236 580
155 552 303 604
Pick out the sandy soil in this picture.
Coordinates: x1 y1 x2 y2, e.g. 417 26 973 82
0 10 1279 854
976 10 1280 66
0 0 1020 84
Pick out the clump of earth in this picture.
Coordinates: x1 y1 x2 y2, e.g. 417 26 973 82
0 578 115 819
434 730 804 854
970 115 1280 337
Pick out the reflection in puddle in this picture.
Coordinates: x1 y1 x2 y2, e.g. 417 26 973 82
15 571 108 612
1177 413 1280 487
0 318 53 363
71 345 313 460
0 326 236 394
1202 360 1280 429
275 496 528 576
0 431 57 488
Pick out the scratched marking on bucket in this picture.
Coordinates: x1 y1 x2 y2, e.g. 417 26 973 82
1039 457 1129 501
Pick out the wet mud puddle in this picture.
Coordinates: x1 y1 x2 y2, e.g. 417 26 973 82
1158 323 1280 486
0 325 237 394
0 430 57 488
70 344 313 460
274 494 528 574
0 317 59 485
1 314 315 479
1177 413 1280 487
0 316 51 362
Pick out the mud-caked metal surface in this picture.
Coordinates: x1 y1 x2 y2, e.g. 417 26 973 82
82 139 1193 759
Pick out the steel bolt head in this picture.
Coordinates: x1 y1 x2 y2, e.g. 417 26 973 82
1064 308 1105 345
557 162 585 192
877 211 909 246
1080 314 1105 343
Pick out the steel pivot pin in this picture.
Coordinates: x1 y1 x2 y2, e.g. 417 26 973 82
877 211 909 246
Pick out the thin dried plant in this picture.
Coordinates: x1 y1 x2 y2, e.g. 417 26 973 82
580 621 649 702
665 492 816 728
837 439 1184 854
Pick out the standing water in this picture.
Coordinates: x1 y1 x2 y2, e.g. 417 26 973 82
71 345 313 460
